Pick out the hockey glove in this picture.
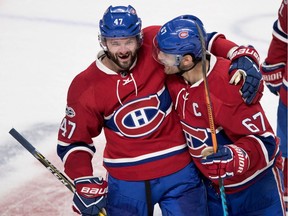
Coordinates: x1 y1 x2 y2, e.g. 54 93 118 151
73 176 108 216
229 45 263 105
201 145 250 179
260 62 285 95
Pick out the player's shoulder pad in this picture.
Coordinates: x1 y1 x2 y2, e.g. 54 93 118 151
142 25 161 37
206 32 226 51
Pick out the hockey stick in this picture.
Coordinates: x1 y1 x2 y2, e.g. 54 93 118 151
9 128 106 216
195 24 229 216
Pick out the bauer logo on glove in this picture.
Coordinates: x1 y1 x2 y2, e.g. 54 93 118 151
228 45 263 105
73 176 108 216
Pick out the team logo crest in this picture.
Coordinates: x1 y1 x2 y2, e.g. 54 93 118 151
65 106 76 118
114 95 165 137
178 31 189 39
181 121 208 158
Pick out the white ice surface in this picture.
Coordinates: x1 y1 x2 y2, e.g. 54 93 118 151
0 0 280 215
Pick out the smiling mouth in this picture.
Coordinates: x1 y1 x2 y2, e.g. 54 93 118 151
118 54 130 61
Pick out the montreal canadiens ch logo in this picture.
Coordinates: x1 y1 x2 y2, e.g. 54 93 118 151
181 121 208 158
178 31 189 39
114 95 165 137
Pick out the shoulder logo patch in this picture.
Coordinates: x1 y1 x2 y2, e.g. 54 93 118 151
65 106 76 118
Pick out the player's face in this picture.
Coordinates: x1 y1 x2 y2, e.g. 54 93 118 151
106 37 138 71
157 51 178 67
157 51 181 75
162 65 181 75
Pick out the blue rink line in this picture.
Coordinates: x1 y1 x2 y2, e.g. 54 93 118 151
0 13 98 28
0 123 59 176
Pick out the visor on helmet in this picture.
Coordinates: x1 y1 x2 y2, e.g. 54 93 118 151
152 36 183 66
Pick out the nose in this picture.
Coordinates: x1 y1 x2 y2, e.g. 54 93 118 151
157 52 165 61
118 44 130 53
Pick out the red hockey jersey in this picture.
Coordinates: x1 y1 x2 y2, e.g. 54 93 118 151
166 54 280 193
57 26 191 181
265 0 287 108
264 0 287 157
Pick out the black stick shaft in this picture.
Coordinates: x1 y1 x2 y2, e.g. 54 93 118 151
195 23 229 216
9 128 75 193
9 128 107 216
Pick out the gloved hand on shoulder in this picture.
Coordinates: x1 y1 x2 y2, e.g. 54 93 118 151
73 176 108 216
228 45 264 105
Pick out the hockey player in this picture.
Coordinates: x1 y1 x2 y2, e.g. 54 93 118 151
57 5 263 216
154 15 286 215
260 0 287 212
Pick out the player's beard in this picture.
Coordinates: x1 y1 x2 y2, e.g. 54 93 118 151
108 50 137 71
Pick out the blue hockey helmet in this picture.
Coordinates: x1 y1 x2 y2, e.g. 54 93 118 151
155 15 207 62
99 5 142 38
172 14 204 27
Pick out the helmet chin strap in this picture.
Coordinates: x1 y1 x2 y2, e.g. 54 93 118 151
176 59 200 76
100 38 129 70
104 50 123 70
176 54 210 76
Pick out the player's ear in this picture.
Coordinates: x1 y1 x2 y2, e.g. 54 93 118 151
182 54 194 67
